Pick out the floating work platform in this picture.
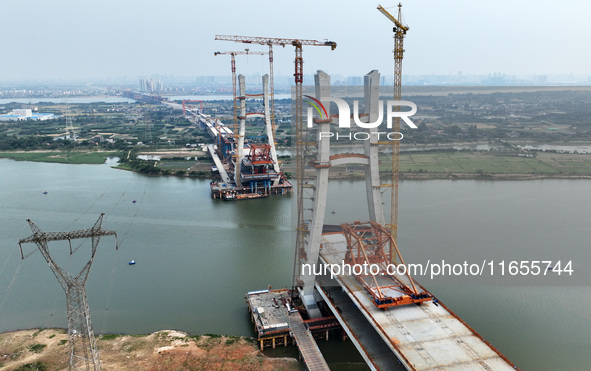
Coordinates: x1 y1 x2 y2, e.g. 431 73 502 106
211 183 291 200
318 232 519 371
246 289 334 371
207 144 292 200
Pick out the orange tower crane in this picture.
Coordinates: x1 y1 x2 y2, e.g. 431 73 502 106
215 35 337 266
213 49 269 136
377 4 409 245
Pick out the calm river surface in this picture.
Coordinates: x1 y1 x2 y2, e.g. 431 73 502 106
0 158 590 370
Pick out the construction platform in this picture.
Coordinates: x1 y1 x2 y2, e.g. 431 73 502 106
208 144 292 200
246 289 334 370
318 232 519 371
210 181 291 199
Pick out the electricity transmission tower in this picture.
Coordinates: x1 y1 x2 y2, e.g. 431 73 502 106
65 104 76 140
18 213 118 371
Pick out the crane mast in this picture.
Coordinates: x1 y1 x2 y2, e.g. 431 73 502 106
214 49 269 140
378 3 408 245
215 35 336 136
215 35 336 284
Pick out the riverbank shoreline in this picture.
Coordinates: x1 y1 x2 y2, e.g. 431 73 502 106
2 148 591 181
0 328 299 370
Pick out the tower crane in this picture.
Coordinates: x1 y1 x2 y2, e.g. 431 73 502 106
215 35 336 136
213 49 269 136
377 3 409 245
215 35 336 272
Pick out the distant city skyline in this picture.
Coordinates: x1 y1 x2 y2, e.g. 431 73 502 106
0 0 589 83
2 72 591 89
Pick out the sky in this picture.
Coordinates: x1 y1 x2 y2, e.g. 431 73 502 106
1 0 590 82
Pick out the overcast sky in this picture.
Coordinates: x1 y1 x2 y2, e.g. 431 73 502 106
1 0 589 82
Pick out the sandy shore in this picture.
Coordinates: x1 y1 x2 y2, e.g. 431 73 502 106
0 328 299 371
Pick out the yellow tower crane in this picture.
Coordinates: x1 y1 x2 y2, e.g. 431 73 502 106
377 3 409 245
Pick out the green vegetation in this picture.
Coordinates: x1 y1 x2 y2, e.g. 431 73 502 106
2 88 591 180
27 343 47 353
536 152 591 174
0 101 202 152
225 336 241 345
99 334 121 340
120 338 148 353
15 362 47 371
155 331 169 340
398 151 556 174
0 151 118 164
58 339 67 346
403 88 591 144
371 150 591 177
117 151 212 177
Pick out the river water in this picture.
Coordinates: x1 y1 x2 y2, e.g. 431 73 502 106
0 158 590 370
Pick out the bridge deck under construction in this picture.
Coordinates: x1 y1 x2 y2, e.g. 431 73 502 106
206 144 232 184
318 232 517 371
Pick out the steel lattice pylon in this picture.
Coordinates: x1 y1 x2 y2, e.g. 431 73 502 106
18 213 118 371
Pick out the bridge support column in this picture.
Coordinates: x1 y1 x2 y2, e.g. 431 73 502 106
364 70 386 224
298 70 387 320
235 75 246 187
263 74 281 186
299 70 331 319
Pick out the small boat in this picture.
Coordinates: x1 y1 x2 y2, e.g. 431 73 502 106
132 200 137 203
43 191 48 195
331 210 336 214
222 192 236 201
129 260 136 265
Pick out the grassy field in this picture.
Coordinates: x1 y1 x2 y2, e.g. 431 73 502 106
156 160 199 170
375 151 591 176
535 152 591 175
398 152 558 174
2 149 591 178
0 151 118 164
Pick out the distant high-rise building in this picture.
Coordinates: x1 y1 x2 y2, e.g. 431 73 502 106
533 75 548 85
346 76 363 86
139 78 164 93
